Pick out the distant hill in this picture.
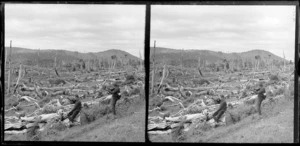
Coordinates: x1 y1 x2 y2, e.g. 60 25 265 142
150 47 289 67
4 47 142 66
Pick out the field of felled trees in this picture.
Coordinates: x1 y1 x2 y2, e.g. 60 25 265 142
148 46 294 143
4 46 145 142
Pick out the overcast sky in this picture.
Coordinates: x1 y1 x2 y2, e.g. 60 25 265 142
151 5 296 61
5 4 145 59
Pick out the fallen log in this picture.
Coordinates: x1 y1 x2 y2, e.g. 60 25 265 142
148 129 172 135
20 113 60 122
164 96 182 102
148 122 169 131
20 96 38 103
5 129 27 135
194 90 209 96
166 113 206 123
5 122 24 130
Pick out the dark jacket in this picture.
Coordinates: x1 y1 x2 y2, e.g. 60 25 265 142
71 99 82 112
217 99 227 112
110 86 120 98
255 87 266 99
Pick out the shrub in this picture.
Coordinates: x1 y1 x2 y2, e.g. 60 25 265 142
124 74 135 84
51 121 67 131
80 104 111 125
80 110 96 125
15 105 23 111
100 98 111 105
121 90 129 97
187 105 205 114
243 98 256 105
26 123 40 141
240 91 247 99
225 104 256 125
198 122 212 132
38 96 52 107
269 74 279 81
159 105 167 111
183 96 194 107
171 122 186 142
149 95 163 109
284 82 294 101
266 90 273 98
42 105 59 114
129 87 140 96
273 86 285 97
7 97 19 107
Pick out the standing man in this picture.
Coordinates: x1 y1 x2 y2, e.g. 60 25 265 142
212 95 227 122
254 82 266 116
109 82 121 115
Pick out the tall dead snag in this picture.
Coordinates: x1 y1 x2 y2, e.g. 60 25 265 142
198 67 203 77
198 57 201 69
15 63 22 86
5 44 8 71
157 64 166 93
151 40 156 95
54 51 57 68
54 68 60 77
268 55 272 70
7 40 12 94
53 51 60 77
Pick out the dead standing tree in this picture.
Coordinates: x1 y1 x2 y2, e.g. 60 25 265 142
268 54 272 70
255 55 261 71
111 55 117 70
54 51 60 77
151 40 156 95
197 56 203 77
7 40 12 94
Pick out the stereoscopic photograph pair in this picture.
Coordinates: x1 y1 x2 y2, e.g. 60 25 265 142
1 1 298 144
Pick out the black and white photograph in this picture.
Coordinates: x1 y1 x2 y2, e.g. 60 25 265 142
4 4 145 142
148 5 296 143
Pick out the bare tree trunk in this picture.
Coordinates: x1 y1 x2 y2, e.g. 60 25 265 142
54 51 57 68
151 40 156 95
157 64 166 93
198 57 201 68
7 40 12 94
5 46 8 69
15 63 22 87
